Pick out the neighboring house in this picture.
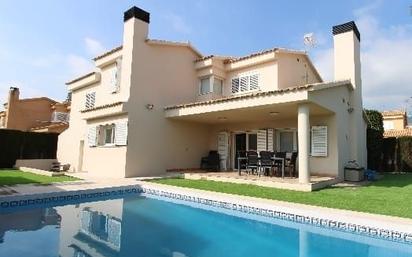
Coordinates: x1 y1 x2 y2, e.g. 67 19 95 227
382 110 412 138
0 87 70 133
57 6 367 182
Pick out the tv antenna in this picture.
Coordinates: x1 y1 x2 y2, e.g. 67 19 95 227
303 33 317 51
302 33 317 83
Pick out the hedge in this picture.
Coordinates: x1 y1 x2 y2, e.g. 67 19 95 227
397 136 412 172
365 110 384 170
0 129 58 168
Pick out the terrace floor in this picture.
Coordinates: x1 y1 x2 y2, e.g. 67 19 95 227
182 171 339 191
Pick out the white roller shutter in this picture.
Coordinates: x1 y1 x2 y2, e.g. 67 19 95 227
85 92 96 109
311 126 328 157
231 78 239 93
217 132 229 171
109 59 121 93
249 74 259 90
115 121 128 146
257 129 267 153
267 128 274 151
87 126 98 147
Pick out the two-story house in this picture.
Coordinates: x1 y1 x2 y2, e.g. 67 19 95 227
0 87 70 133
57 6 367 184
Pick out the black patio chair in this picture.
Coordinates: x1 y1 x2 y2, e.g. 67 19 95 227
200 151 220 171
246 151 259 175
274 151 286 176
259 151 274 177
285 152 298 177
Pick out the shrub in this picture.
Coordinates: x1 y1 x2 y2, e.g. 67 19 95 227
397 136 412 172
365 110 384 170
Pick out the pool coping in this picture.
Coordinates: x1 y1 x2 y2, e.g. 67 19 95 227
0 181 411 244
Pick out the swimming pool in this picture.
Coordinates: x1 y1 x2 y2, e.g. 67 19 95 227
0 191 411 257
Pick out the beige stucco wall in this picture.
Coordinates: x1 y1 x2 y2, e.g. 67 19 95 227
383 116 406 130
5 97 55 131
123 17 210 177
277 53 320 89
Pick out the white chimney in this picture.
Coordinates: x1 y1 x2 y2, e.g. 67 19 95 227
333 21 367 167
120 6 150 100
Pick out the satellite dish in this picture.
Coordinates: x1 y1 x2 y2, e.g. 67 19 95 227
303 33 317 49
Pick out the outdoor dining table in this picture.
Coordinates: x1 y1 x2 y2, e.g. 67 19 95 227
237 156 285 178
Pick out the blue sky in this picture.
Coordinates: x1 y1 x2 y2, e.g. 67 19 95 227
0 0 411 112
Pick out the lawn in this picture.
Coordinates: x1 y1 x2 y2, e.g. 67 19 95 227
153 174 412 219
0 169 78 186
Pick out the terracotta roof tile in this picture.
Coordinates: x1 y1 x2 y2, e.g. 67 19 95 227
164 84 313 110
80 101 124 113
93 45 123 61
66 71 96 85
223 47 278 64
383 128 412 138
382 110 406 116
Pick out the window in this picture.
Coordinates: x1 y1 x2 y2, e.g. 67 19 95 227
383 120 394 130
200 77 211 95
109 59 121 93
213 78 223 94
231 74 260 94
51 112 69 123
311 126 328 157
85 92 96 109
102 124 115 145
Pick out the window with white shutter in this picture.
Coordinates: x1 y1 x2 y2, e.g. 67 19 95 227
231 73 260 94
249 74 259 90
87 126 98 147
115 121 128 146
85 92 96 109
231 77 239 93
267 128 274 152
257 129 267 153
51 112 69 123
311 126 328 157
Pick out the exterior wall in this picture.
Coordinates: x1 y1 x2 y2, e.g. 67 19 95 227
277 53 320 89
82 115 128 178
124 18 210 176
5 98 55 131
223 61 278 96
333 30 367 168
309 86 353 179
383 116 406 130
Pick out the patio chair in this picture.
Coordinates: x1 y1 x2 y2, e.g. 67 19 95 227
200 151 220 171
259 151 274 177
246 151 259 175
274 152 286 176
285 152 298 177
237 150 248 174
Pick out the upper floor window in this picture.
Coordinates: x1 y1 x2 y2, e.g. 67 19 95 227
383 120 394 130
213 78 223 94
200 77 211 95
102 124 115 145
231 74 260 94
85 92 96 109
109 59 122 93
51 112 69 123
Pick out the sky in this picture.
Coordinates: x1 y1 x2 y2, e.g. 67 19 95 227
0 0 411 113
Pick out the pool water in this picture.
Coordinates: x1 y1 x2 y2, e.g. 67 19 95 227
0 195 411 257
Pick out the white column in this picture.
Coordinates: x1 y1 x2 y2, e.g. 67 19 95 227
298 104 310 184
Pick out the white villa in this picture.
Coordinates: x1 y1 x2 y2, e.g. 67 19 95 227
57 6 367 185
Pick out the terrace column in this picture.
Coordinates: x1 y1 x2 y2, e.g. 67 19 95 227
298 104 310 184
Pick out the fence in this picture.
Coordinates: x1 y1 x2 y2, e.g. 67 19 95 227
0 129 58 168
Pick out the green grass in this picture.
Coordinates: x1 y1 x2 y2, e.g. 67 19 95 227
153 174 412 219
0 169 78 186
